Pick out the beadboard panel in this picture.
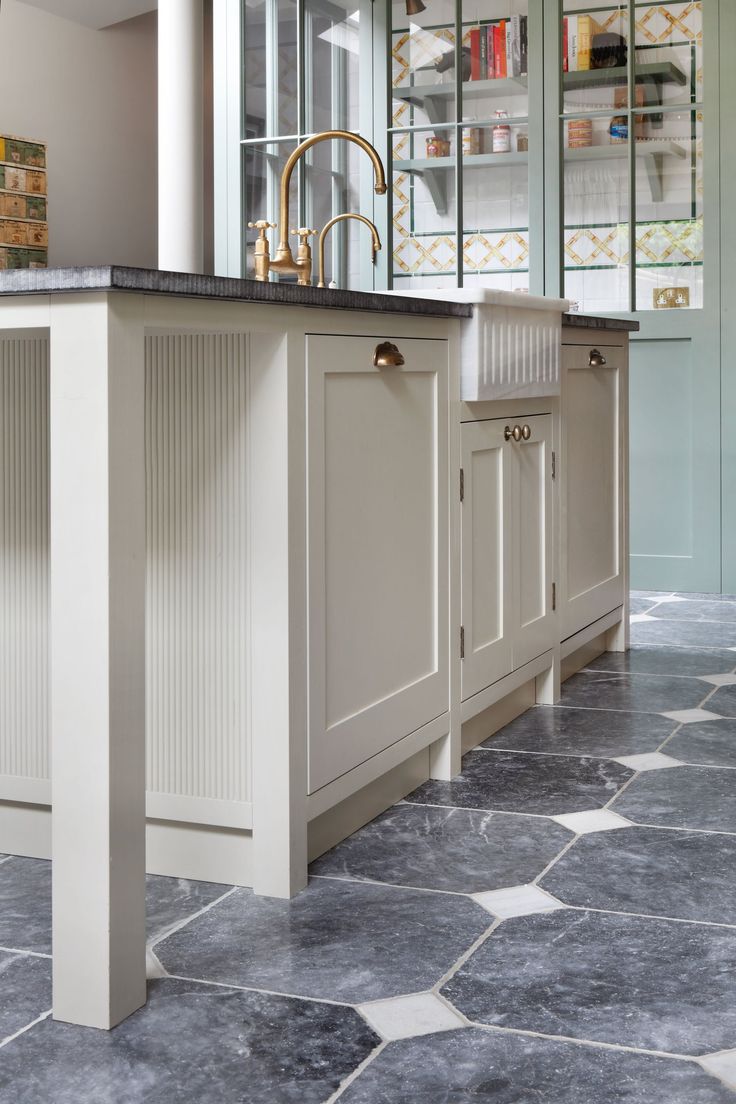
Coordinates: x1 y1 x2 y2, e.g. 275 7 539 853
0 336 50 785
145 333 250 805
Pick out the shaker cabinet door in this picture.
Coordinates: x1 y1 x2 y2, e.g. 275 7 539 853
513 413 555 668
561 343 625 639
460 419 514 702
306 334 449 793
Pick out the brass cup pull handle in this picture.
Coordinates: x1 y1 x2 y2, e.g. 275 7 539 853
504 425 523 442
521 424 532 441
589 348 607 367
373 341 405 368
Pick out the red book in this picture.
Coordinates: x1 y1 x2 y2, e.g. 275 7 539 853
470 26 481 81
563 16 568 72
487 25 495 78
498 19 507 78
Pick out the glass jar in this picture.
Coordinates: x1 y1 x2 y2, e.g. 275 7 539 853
492 110 511 154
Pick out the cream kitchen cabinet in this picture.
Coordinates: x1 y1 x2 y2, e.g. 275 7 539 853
461 413 555 705
306 333 450 792
559 337 627 641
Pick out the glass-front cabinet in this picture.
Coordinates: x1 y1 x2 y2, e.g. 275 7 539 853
389 0 542 293
558 1 705 314
216 0 708 308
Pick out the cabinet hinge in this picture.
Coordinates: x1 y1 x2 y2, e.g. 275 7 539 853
552 582 557 611
552 451 556 480
460 625 465 659
460 468 465 502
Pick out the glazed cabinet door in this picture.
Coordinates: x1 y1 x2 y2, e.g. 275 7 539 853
560 342 625 640
306 334 449 793
460 419 514 702
513 413 555 668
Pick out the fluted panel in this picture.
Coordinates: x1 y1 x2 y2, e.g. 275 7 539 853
0 337 50 783
146 334 249 804
461 308 561 400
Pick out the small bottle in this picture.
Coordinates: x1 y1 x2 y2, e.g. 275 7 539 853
462 118 481 156
492 110 511 154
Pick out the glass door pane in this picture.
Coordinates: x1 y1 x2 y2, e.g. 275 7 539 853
390 0 536 291
241 0 372 288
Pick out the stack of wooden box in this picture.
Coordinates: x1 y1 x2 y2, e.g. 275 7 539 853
0 135 48 269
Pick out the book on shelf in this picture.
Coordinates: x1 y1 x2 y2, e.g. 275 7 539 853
564 13 604 72
468 15 528 82
470 25 481 80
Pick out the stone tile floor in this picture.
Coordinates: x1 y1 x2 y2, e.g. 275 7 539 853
2 591 736 1101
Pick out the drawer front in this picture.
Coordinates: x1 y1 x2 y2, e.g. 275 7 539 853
306 334 450 793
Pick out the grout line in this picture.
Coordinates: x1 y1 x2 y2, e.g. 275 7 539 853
0 855 14 867
163 970 358 1008
308 873 469 900
0 946 51 960
431 920 501 993
560 901 736 933
326 1041 388 1102
532 831 583 885
148 886 239 950
465 1019 702 1064
0 1008 51 1051
401 799 557 822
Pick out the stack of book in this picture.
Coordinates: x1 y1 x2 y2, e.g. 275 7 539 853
563 14 605 72
469 15 528 81
0 135 48 270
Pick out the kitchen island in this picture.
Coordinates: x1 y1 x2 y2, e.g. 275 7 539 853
0 267 636 1030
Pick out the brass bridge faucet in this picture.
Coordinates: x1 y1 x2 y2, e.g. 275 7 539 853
248 130 387 286
317 213 381 288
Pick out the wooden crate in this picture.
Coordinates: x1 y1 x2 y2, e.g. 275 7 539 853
0 134 47 268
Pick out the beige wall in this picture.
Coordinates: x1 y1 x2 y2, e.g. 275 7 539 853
0 0 157 267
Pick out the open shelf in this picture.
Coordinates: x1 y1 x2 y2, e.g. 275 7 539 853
394 140 686 212
393 77 528 124
563 61 688 92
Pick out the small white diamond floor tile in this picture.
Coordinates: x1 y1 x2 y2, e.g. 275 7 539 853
700 1050 736 1091
698 674 736 687
630 613 658 623
662 708 723 724
551 809 632 834
471 884 566 919
357 992 465 1041
612 752 683 771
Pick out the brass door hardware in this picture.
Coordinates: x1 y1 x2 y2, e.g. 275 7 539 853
247 130 388 286
589 348 607 366
521 424 532 441
373 342 405 368
317 213 381 288
504 425 523 442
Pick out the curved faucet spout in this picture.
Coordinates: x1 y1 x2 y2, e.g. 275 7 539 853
274 130 387 267
317 213 381 288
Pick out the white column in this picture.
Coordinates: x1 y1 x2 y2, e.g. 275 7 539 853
158 0 204 273
50 293 147 1030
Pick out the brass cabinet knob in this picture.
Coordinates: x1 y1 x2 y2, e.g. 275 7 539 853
373 341 405 368
589 348 607 366
504 425 523 442
521 424 532 441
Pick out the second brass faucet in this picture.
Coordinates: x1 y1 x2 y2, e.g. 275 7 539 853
248 130 387 287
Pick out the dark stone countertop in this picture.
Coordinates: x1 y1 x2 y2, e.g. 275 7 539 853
562 312 639 332
0 266 473 320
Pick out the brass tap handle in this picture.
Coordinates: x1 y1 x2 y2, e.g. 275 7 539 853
291 228 317 241
505 425 523 442
521 424 532 441
248 220 277 240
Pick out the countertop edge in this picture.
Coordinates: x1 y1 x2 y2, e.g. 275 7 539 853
562 312 640 332
0 265 473 320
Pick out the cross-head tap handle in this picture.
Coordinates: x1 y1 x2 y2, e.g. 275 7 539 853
247 220 277 240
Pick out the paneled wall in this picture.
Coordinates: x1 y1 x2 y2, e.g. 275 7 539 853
0 336 49 798
0 332 251 819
